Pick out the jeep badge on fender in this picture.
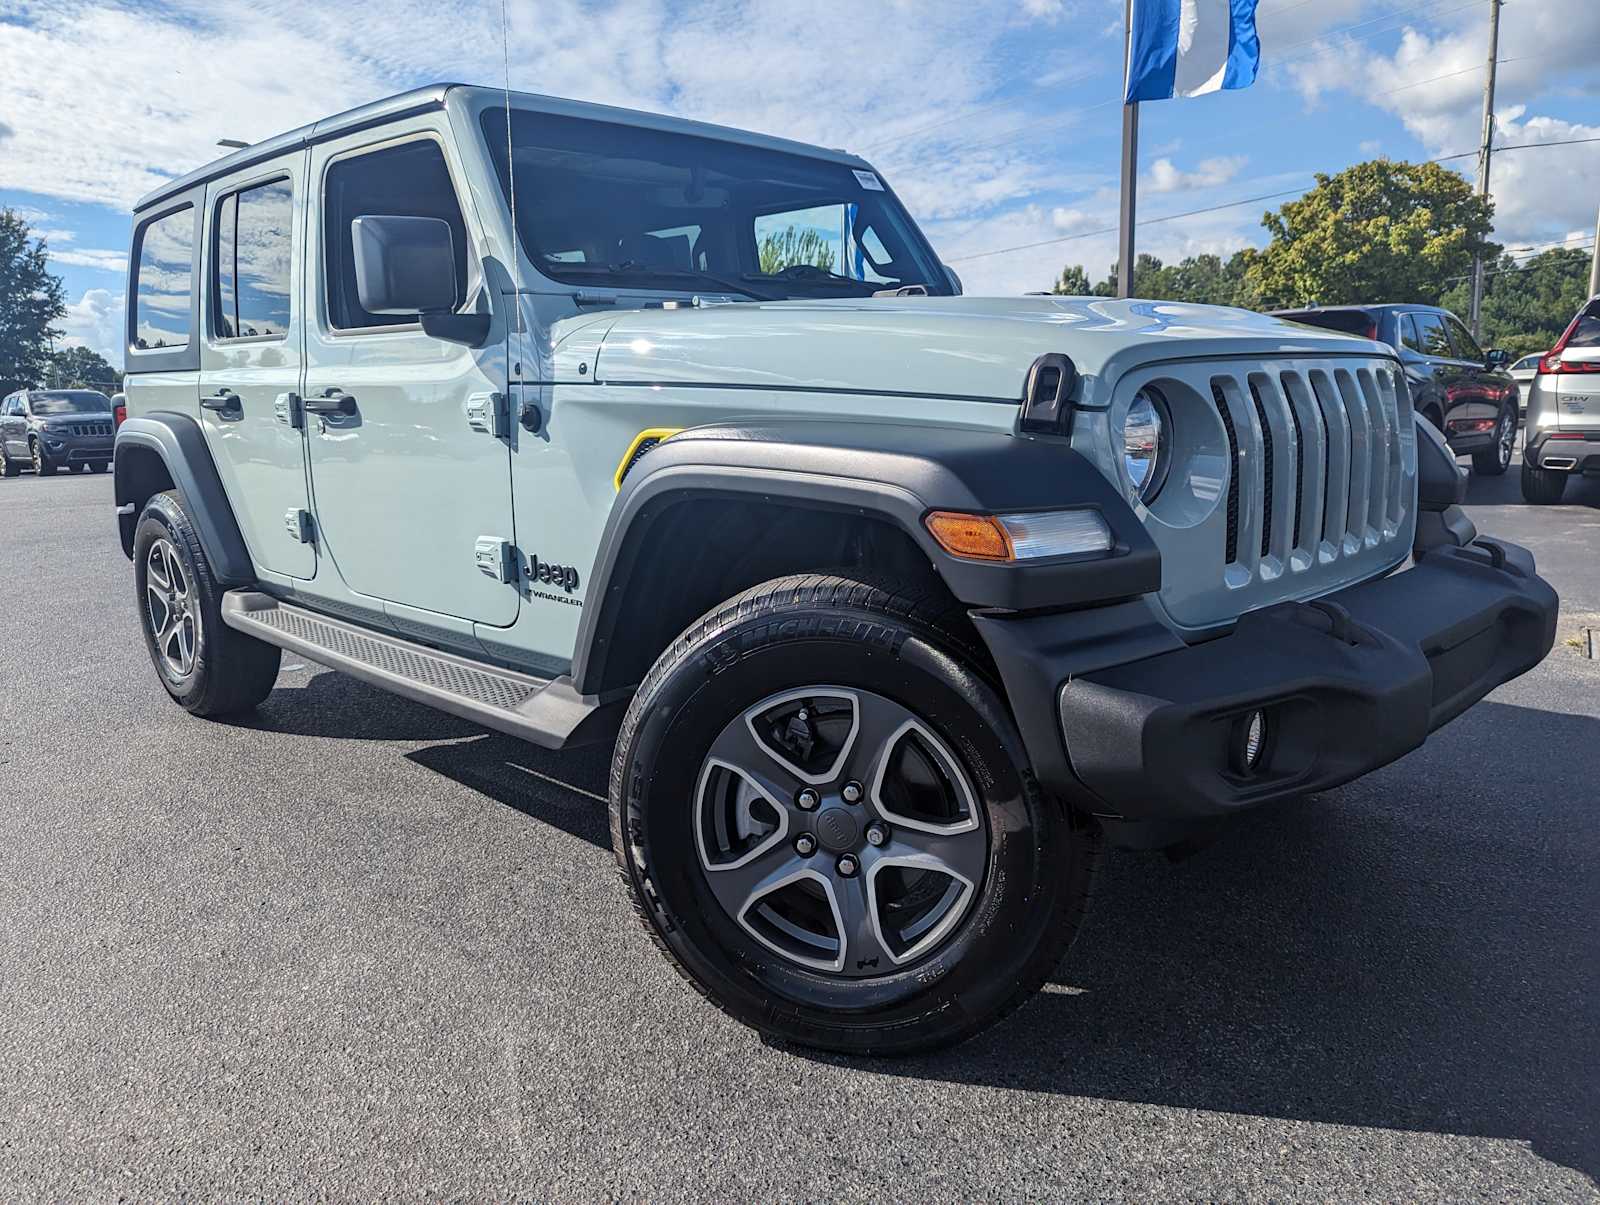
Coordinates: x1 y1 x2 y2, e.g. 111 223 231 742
112 83 1558 1058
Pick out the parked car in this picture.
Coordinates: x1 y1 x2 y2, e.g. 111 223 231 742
1271 304 1520 475
0 389 116 476
1507 353 1541 420
1521 294 1600 504
113 85 1557 1055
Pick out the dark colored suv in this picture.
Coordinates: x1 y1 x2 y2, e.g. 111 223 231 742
0 389 117 476
1272 305 1519 475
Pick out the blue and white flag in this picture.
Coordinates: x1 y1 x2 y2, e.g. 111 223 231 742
1124 0 1262 104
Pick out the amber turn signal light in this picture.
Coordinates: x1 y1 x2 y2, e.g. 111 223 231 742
924 511 1014 561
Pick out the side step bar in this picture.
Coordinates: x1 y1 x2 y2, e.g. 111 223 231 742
221 591 624 750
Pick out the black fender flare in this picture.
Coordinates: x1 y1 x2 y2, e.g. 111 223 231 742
570 420 1160 694
114 412 255 585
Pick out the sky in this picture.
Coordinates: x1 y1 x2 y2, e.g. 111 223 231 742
2 0 1598 369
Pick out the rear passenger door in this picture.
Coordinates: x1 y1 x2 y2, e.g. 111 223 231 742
301 126 516 627
199 159 316 580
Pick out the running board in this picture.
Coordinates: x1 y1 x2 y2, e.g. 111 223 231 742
221 590 624 749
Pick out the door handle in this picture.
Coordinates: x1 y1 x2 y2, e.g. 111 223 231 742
201 388 239 411
302 389 356 416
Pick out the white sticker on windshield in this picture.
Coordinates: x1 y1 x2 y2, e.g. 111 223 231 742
853 169 884 191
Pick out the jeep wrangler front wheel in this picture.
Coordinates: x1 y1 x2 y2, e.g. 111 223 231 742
610 572 1099 1055
133 490 281 716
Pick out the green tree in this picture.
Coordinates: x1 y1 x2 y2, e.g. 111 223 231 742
1439 246 1592 359
1053 249 1257 307
1247 159 1498 310
1 207 67 396
46 345 121 391
758 226 837 275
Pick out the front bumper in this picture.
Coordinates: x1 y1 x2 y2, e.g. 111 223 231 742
43 435 114 463
976 539 1556 827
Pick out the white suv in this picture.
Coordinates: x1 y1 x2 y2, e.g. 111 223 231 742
1523 295 1600 504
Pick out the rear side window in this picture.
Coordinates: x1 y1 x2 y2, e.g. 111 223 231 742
322 139 468 331
214 178 293 339
133 206 196 351
1568 301 1600 349
1412 312 1453 359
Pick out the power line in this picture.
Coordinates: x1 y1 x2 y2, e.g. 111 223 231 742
945 136 1600 265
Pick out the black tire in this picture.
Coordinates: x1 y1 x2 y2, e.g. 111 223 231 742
90 460 110 473
1521 461 1568 505
30 438 56 476
133 490 281 716
0 446 17 478
1471 403 1516 476
610 571 1100 1056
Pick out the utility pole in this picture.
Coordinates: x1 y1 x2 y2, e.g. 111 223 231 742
1117 0 1139 299
1590 200 1600 298
1469 0 1502 338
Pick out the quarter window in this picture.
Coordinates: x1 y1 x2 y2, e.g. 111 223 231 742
133 206 195 351
1399 314 1422 353
323 139 469 331
214 179 293 340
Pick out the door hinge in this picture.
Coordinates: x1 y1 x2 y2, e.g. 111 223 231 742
474 535 517 584
284 508 314 543
465 391 509 438
273 391 305 429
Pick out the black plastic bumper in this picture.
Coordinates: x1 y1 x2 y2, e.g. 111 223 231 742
980 539 1557 826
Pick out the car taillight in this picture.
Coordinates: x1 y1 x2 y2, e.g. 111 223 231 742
113 402 127 427
1538 308 1600 374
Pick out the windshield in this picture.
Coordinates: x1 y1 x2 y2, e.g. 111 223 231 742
29 390 111 415
1512 355 1540 371
481 109 950 300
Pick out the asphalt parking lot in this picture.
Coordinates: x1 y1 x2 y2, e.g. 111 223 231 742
1 462 1596 1199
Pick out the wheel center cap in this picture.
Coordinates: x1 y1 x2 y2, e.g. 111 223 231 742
815 807 859 853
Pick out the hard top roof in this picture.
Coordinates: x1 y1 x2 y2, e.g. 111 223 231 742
135 83 870 213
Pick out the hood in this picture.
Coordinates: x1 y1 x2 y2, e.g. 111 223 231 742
585 296 1393 404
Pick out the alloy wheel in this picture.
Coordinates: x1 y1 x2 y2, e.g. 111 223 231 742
1498 410 1515 469
695 687 988 977
145 537 200 679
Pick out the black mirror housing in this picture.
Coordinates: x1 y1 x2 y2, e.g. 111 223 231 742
1486 348 1510 368
351 215 458 317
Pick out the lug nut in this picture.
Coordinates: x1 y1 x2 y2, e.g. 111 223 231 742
836 854 859 877
864 823 887 847
795 834 817 857
842 781 863 803
797 788 820 811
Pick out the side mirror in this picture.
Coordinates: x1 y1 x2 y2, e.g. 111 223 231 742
1486 348 1510 368
350 215 489 347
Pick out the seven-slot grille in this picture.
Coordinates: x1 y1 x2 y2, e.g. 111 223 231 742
1207 364 1409 578
57 421 113 437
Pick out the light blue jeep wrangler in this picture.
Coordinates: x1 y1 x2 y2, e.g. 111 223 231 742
115 85 1557 1054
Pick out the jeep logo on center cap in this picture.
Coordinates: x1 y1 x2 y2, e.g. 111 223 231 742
816 808 860 853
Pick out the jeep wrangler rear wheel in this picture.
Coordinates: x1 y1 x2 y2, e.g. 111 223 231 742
611 572 1099 1055
134 490 281 716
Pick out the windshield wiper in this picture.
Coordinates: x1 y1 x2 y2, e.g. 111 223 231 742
599 261 771 301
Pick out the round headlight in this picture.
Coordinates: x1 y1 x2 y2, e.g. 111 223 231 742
1122 389 1170 504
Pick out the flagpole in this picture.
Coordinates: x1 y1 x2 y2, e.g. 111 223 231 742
1117 0 1138 299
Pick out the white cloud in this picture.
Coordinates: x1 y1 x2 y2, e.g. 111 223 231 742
1147 155 1247 193
49 246 128 273
1282 0 1600 249
60 287 125 368
1020 0 1065 21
